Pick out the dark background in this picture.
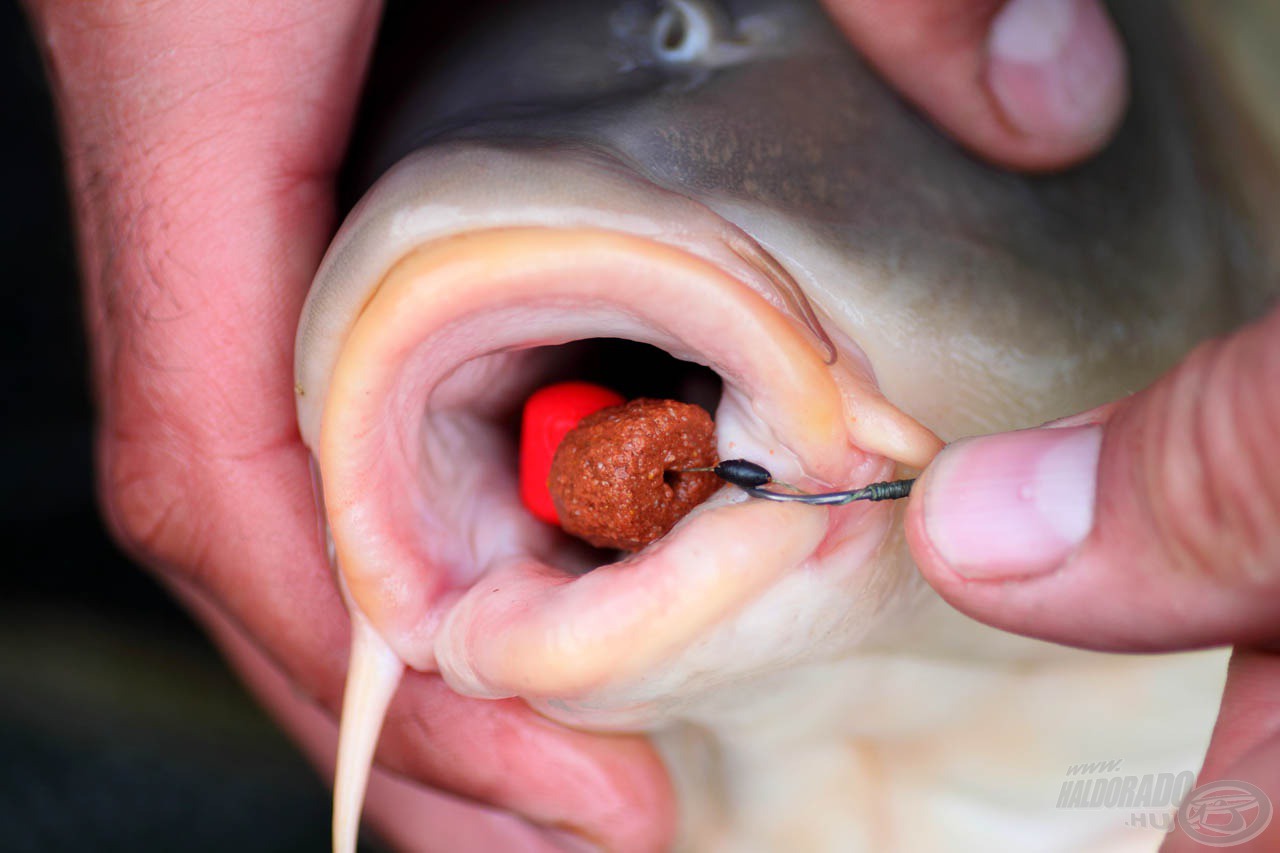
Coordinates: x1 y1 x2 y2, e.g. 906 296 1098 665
0 4 351 851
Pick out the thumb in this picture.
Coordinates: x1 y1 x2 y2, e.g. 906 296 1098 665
819 0 1128 171
905 306 1280 652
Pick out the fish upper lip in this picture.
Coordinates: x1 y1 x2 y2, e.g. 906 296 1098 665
297 143 940 474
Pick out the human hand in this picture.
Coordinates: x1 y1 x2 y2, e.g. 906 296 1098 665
823 3 1278 844
905 304 1280 850
28 1 671 849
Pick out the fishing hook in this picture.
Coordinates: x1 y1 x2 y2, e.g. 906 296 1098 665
685 458 915 505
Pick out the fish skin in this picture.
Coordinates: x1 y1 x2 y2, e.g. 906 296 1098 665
301 1 1279 849
355 0 1275 441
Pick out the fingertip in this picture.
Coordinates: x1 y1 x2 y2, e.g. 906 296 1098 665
986 0 1129 169
904 447 963 589
820 0 1129 172
909 427 1102 582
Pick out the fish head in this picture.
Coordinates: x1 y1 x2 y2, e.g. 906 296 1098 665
293 0 1276 847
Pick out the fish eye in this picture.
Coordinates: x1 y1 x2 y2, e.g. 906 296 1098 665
652 0 715 63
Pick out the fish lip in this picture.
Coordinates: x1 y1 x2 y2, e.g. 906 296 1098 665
313 226 913 700
300 144 940 706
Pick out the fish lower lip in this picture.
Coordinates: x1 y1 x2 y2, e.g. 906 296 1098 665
313 226 933 706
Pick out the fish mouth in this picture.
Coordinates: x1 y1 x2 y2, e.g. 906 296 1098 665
313 219 940 710
298 145 942 847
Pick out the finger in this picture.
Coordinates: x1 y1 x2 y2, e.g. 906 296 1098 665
34 0 387 724
181 578 667 852
125 438 675 849
906 306 1280 652
819 0 1128 171
34 1 676 845
1163 647 1280 851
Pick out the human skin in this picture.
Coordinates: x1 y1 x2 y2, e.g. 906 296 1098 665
27 0 1275 849
904 308 1280 852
